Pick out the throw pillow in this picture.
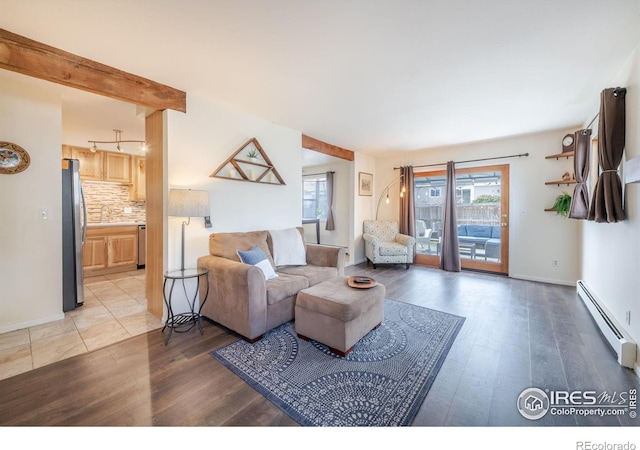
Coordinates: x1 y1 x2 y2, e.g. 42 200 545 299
237 245 278 280
269 227 307 267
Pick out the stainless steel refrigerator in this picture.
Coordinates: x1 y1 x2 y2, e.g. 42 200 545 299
62 158 87 312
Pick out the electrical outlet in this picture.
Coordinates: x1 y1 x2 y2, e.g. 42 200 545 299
124 207 132 214
626 310 631 325
552 259 558 267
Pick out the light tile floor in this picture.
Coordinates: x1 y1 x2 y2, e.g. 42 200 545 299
0 269 163 382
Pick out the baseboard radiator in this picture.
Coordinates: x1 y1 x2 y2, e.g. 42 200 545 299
577 280 637 369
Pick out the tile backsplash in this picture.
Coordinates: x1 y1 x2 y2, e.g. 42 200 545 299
83 181 146 223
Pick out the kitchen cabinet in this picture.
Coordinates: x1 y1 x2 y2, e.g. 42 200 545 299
83 225 138 276
104 152 132 183
62 145 131 183
129 156 146 201
62 145 104 181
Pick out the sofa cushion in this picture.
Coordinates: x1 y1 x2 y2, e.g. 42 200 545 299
265 273 308 305
237 245 278 280
457 224 468 236
466 225 492 238
269 227 307 267
491 226 501 239
277 265 338 287
209 231 276 269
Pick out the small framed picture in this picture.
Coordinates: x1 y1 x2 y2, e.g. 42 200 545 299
358 172 373 196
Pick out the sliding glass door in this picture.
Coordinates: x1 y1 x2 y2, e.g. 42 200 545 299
414 164 509 274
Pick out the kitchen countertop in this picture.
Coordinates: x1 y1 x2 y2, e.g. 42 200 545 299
87 222 145 228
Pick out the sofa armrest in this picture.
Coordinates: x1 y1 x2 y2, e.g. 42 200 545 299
197 254 268 340
306 244 346 276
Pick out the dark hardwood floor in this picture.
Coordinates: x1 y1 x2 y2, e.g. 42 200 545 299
1 263 638 429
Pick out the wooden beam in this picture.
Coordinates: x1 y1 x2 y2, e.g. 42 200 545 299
302 134 354 161
145 110 165 320
0 28 186 113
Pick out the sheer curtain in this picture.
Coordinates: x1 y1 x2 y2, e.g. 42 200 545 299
325 171 335 230
439 161 461 272
399 166 415 238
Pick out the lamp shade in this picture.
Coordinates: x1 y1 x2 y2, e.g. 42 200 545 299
168 189 210 217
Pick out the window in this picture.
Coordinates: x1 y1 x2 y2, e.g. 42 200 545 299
429 187 441 198
303 175 328 219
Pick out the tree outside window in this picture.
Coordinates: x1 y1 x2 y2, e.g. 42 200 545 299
303 175 328 219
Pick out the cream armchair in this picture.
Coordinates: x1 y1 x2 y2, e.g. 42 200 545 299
363 220 416 270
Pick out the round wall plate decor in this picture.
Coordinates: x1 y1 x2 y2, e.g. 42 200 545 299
0 142 31 174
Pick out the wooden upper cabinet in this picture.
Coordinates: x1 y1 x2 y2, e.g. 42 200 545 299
104 152 131 183
130 156 146 201
62 145 133 183
62 145 104 180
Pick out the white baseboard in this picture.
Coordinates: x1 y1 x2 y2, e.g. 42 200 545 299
510 273 576 286
0 312 65 335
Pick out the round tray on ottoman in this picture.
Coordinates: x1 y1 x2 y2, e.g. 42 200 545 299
347 276 377 289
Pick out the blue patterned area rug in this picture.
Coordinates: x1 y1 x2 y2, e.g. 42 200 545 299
210 299 465 426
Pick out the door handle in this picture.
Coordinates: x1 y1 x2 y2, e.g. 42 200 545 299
501 222 508 226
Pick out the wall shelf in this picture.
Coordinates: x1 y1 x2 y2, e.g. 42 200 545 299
545 151 574 160
210 138 285 185
545 179 576 186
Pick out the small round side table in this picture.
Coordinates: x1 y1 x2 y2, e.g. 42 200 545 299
162 268 209 345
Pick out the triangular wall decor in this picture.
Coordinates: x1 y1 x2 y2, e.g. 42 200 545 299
210 138 285 185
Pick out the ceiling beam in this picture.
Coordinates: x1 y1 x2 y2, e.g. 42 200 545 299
0 28 186 113
302 134 354 161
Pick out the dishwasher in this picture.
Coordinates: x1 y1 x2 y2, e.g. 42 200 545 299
138 224 146 269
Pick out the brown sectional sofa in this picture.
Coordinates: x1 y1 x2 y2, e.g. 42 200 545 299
197 228 345 342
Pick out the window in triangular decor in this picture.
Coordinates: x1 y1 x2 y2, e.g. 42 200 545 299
210 138 286 185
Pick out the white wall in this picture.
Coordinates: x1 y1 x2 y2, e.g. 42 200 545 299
373 129 582 285
0 73 65 332
581 42 640 372
352 152 377 264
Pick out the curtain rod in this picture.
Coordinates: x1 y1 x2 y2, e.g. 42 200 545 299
394 152 529 170
303 171 335 176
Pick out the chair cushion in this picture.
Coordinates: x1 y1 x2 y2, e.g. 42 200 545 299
363 220 399 242
379 242 409 256
466 225 492 238
491 226 501 239
457 224 468 236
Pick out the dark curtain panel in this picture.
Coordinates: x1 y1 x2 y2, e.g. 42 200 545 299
399 166 415 239
588 87 626 223
439 161 461 272
325 171 335 230
569 129 591 219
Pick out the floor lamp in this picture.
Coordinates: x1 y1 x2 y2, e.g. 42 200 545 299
168 189 210 271
375 175 406 220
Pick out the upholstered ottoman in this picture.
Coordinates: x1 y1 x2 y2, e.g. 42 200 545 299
294 277 385 357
